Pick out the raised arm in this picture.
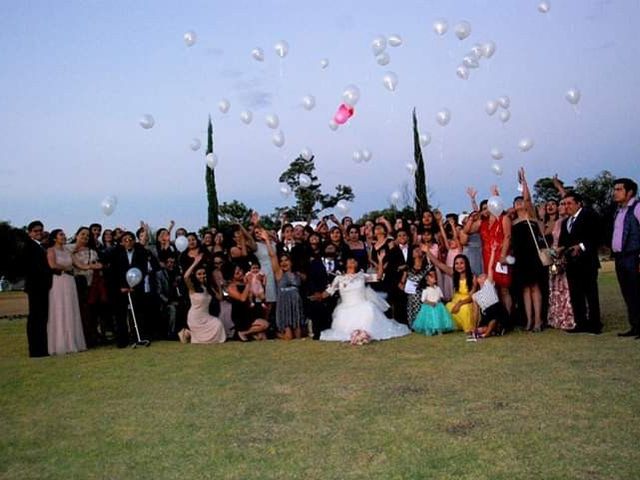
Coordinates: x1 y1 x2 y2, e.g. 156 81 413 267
183 253 204 292
519 167 538 220
466 187 479 212
552 174 567 198
239 223 257 252
500 215 512 264
421 244 453 276
262 230 282 280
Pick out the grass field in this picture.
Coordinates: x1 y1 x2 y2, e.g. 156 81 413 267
1 270 639 479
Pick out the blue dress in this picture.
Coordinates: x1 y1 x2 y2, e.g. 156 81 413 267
412 286 455 336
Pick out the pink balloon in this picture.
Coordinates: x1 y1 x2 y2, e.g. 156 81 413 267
333 103 354 125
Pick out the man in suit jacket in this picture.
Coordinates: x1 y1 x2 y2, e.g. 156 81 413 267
23 220 53 357
112 231 149 347
558 193 603 334
385 229 413 324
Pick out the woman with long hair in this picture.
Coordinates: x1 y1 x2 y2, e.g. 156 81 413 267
345 224 368 273
399 247 431 326
179 232 209 272
224 263 270 341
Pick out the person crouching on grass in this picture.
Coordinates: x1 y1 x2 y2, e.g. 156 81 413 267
472 244 508 338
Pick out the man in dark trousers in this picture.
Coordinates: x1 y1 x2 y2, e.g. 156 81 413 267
558 193 603 334
611 178 640 338
112 231 149 347
23 220 52 357
385 229 413 324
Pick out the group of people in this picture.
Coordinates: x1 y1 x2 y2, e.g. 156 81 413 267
21 171 640 357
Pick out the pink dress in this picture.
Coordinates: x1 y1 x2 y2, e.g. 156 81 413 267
187 291 226 344
47 247 86 355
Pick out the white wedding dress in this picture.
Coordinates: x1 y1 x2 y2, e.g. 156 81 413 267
320 272 411 341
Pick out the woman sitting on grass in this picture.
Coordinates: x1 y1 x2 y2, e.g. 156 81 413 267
224 263 270 341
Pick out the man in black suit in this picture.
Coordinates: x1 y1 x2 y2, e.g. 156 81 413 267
112 231 150 347
558 193 603 334
385 229 413 324
23 220 53 357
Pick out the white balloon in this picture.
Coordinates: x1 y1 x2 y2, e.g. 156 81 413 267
138 114 155 129
274 40 289 58
265 114 279 129
190 138 201 151
371 35 387 55
390 191 402 205
320 58 329 69
485 100 498 116
490 148 504 160
100 197 116 216
482 41 496 58
499 110 511 123
538 1 551 13
183 31 197 47
517 182 524 193
218 99 230 114
206 152 218 169
126 268 143 288
298 174 312 188
240 110 253 124
436 109 451 126
342 84 361 106
300 147 313 161
388 34 403 47
328 120 339 131
302 94 316 110
361 149 372 162
272 130 285 148
251 47 264 62
498 95 511 109
352 150 363 163
463 55 479 68
456 65 469 80
376 51 390 66
382 71 399 91
454 21 472 40
470 44 484 58
336 200 350 214
175 236 188 253
490 162 503 176
279 184 292 198
419 133 431 147
405 162 417 174
518 138 534 152
565 87 581 105
487 195 505 217
433 19 448 36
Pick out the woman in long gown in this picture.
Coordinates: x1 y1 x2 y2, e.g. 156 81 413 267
179 254 226 344
319 254 411 342
46 229 86 355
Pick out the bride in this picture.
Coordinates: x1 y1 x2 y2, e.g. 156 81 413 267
317 253 411 342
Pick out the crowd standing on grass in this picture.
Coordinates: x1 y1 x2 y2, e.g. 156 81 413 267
20 172 640 357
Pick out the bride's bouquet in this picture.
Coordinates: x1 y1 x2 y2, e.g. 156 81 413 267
350 329 371 346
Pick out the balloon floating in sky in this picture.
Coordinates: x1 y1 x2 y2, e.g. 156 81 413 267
538 1 551 13
498 95 511 109
406 162 416 174
518 138 535 152
456 65 469 80
328 119 339 131
352 150 363 163
300 147 313 161
482 41 496 58
499 110 511 123
490 162 503 176
334 103 355 125
433 19 448 36
565 87 581 105
361 149 372 162
390 191 402 206
265 114 279 129
298 174 312 188
463 55 479 69
336 200 350 215
138 114 155 129
382 71 399 91
272 130 285 148
274 40 289 58
485 100 498 116
218 99 230 114
490 148 504 160
320 58 329 69
454 21 472 40
302 94 316 110
371 35 387 55
436 108 451 126
240 110 253 124
190 138 201 151
251 47 264 62
487 196 505 217
376 52 390 66
342 84 361 106
419 133 431 147
388 34 403 47
279 184 292 198
175 236 188 253
470 44 483 59
183 31 197 47
101 196 117 216
206 153 218 169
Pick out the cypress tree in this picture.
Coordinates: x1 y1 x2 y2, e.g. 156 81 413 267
412 108 429 216
205 115 219 228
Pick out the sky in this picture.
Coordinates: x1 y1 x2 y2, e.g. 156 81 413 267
1 0 639 234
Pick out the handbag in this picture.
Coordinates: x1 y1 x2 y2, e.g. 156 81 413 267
526 219 554 267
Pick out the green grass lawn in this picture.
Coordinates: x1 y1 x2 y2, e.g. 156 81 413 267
1 271 639 480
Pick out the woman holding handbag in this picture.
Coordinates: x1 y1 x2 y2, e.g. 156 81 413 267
511 168 547 332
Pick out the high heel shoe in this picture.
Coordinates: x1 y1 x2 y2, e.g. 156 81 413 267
532 325 542 333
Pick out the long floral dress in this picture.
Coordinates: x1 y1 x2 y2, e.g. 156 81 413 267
547 219 575 330
406 266 429 326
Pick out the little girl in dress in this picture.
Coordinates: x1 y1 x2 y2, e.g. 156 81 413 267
412 270 455 335
244 262 266 307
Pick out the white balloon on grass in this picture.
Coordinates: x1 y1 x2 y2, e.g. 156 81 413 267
498 96 511 108
456 65 470 80
190 138 201 151
388 34 403 47
126 268 143 288
218 99 230 114
265 114 279 129
565 87 581 105
298 174 312 188
433 19 448 36
419 133 431 147
300 147 313 161
251 47 264 62
490 148 504 160
538 1 551 13
336 200 350 215
183 31 197 47
138 114 155 129
490 162 503 176
100 196 116 216
352 150 363 163
175 236 188 253
485 100 498 116
499 110 511 123
342 84 361 106
382 71 399 91
376 52 390 66
206 153 218 169
320 58 329 69
482 41 496 58
371 35 387 55
436 109 451 126
463 55 479 68
487 195 505 217
272 130 285 148
518 138 535 152
454 21 472 40
240 110 253 124
361 149 372 162
302 94 316 110
274 40 289 58
279 184 292 198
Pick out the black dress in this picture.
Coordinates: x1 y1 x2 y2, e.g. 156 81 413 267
511 219 546 287
229 284 262 331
